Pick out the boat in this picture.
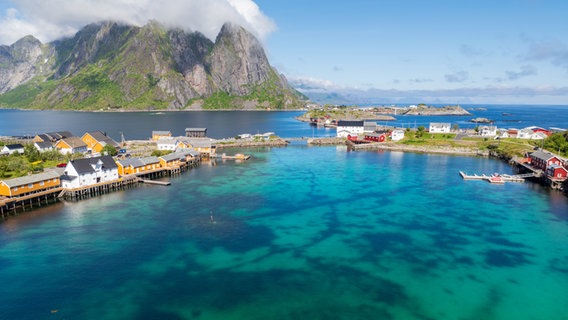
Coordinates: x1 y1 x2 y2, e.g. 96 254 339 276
488 174 505 184
221 153 251 160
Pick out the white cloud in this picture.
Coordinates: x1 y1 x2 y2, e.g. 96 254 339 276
0 0 275 45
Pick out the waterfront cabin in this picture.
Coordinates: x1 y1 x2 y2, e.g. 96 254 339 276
116 156 161 176
33 131 74 143
0 171 61 198
34 141 54 153
61 156 119 189
152 131 172 141
364 132 388 143
529 151 564 171
428 123 451 133
478 125 498 137
81 131 120 153
1 144 25 155
391 129 405 141
55 137 88 155
546 165 568 180
175 148 201 162
336 120 364 138
177 138 216 157
185 128 207 138
517 128 546 140
159 153 184 168
157 138 178 151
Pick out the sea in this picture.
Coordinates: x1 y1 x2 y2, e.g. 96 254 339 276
1 105 568 320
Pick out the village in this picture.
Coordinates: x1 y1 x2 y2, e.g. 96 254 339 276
0 127 262 217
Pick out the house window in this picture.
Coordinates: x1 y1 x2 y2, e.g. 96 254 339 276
14 187 18 191
40 182 45 186
28 184 33 189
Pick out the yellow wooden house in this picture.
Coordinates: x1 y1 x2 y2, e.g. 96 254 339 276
152 131 172 141
54 137 88 154
116 157 161 176
177 137 216 157
159 153 184 168
0 171 61 198
82 131 120 153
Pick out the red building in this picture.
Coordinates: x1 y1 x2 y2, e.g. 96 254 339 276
546 165 568 180
364 132 388 143
529 151 563 171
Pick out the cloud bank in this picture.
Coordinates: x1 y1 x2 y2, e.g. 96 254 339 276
0 0 276 45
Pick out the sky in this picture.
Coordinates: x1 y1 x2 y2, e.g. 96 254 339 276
0 0 567 105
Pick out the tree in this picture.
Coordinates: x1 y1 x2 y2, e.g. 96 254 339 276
101 144 118 156
416 126 426 138
452 123 460 131
24 143 41 162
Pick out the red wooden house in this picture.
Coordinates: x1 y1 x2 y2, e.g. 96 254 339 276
546 165 568 180
529 151 563 171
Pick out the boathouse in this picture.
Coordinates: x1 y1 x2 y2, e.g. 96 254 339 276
428 123 451 133
82 131 120 153
185 128 207 138
546 165 568 180
116 156 161 176
61 156 119 189
0 171 61 198
177 138 216 157
529 151 564 171
159 153 184 168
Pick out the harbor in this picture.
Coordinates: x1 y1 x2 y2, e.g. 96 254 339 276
459 171 534 184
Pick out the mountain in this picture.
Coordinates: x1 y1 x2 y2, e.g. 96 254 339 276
0 21 306 110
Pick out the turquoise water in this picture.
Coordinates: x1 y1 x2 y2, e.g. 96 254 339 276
1 145 568 319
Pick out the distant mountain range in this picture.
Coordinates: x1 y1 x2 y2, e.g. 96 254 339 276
0 21 306 110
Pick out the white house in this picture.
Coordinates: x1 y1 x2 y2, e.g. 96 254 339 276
479 125 497 137
517 128 545 140
391 129 405 141
61 155 119 189
156 138 178 151
429 123 451 133
336 120 364 138
1 144 25 155
34 141 54 153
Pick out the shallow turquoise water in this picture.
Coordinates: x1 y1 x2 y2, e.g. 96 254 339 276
1 145 568 320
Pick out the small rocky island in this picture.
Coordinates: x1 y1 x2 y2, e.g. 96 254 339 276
402 104 471 116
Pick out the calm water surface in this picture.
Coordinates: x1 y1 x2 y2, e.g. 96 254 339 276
1 144 568 320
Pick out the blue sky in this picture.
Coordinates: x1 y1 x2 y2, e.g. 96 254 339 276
1 0 567 105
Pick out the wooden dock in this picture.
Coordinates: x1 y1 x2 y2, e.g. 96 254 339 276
140 179 171 186
459 171 530 183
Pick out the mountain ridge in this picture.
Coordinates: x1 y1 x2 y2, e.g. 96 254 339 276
0 21 306 110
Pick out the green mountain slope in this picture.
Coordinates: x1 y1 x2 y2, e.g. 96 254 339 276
0 21 306 110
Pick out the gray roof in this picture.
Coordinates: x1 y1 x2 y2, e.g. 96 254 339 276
140 156 160 165
59 137 87 148
530 150 558 162
176 148 200 157
178 137 213 148
34 141 53 149
4 144 24 150
153 131 171 135
337 120 364 127
68 155 117 174
159 153 184 162
117 158 145 168
185 128 207 131
1 170 60 188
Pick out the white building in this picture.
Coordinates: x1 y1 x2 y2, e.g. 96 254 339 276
391 129 405 141
517 128 545 140
479 125 497 137
157 138 178 151
1 144 25 155
429 123 451 133
336 120 364 138
61 156 119 189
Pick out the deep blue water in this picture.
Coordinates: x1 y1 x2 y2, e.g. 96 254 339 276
1 104 567 140
1 105 568 319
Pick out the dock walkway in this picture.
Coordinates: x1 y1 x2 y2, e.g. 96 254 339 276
459 171 529 183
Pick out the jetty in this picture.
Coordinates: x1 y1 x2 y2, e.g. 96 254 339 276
219 153 251 160
140 179 171 186
459 171 533 183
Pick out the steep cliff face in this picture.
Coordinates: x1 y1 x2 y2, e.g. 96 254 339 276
0 21 305 110
208 23 273 95
0 35 55 94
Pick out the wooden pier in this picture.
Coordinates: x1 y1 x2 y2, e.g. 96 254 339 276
1 188 63 218
140 179 171 186
459 171 531 183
